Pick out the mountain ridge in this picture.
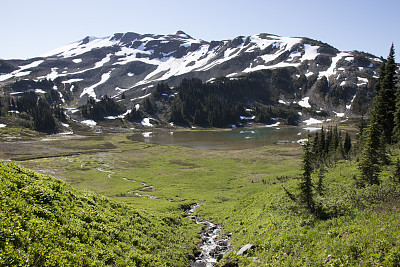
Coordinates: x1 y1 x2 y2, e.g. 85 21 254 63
0 31 382 123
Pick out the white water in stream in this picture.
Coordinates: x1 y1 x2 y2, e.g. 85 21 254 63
187 203 232 267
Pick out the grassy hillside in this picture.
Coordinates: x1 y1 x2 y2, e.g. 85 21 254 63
0 161 198 266
2 131 400 266
217 158 400 266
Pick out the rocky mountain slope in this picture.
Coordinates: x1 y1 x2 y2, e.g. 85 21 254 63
0 31 381 118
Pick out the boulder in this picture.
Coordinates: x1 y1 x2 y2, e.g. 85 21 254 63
236 243 256 256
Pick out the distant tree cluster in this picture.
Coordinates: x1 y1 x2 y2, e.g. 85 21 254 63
150 74 303 127
31 99 57 133
11 79 54 92
166 78 244 127
5 91 60 133
80 95 126 121
311 126 352 166
126 107 144 122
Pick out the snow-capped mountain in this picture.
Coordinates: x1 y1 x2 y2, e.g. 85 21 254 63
0 31 381 113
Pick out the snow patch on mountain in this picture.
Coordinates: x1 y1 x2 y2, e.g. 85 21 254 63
0 59 44 81
319 52 351 78
302 44 320 61
141 118 153 127
80 70 112 98
297 97 311 108
81 119 97 127
357 77 369 86
1 31 380 111
94 54 112 69
62 78 84 84
41 37 117 58
304 118 323 125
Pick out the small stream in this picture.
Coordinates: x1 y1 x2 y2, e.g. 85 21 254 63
187 203 232 266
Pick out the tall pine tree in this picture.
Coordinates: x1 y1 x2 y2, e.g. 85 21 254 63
375 44 397 144
358 110 386 186
299 134 315 211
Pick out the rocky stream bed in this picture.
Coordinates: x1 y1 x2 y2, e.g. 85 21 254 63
187 203 233 266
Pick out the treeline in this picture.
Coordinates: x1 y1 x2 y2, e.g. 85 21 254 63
80 95 126 121
149 75 301 127
168 79 242 127
1 89 66 133
311 126 352 166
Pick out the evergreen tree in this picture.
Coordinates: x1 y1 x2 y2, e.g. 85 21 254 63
143 97 156 114
319 126 326 158
32 99 57 133
392 63 400 141
53 106 67 122
375 44 397 144
299 134 315 211
126 108 143 122
81 95 126 120
343 132 352 156
153 83 172 100
374 60 386 95
358 111 385 185
169 100 186 125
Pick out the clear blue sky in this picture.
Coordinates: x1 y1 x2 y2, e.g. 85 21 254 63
1 0 399 60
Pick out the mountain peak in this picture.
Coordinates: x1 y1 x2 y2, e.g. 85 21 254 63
80 36 99 45
3 30 381 116
173 30 193 39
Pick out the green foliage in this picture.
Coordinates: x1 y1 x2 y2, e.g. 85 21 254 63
80 95 126 121
3 130 400 266
375 44 397 144
254 105 273 124
344 132 352 156
394 158 400 184
311 125 346 166
53 106 67 122
5 91 58 133
157 75 302 127
32 99 57 133
11 79 54 93
315 168 325 196
299 135 315 211
126 108 144 122
152 83 173 101
358 113 385 185
166 78 242 127
143 97 156 114
0 161 198 266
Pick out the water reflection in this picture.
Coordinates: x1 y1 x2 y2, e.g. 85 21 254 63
127 127 318 150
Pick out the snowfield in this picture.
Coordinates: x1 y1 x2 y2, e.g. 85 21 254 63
141 118 153 127
81 120 97 127
297 97 311 108
303 118 323 125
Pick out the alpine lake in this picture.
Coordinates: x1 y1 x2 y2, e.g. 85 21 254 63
127 126 316 150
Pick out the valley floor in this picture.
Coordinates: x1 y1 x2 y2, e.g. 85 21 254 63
1 129 400 266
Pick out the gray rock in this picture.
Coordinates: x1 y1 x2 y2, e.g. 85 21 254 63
236 243 256 256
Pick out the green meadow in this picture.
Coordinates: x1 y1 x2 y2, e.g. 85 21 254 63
2 130 400 266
